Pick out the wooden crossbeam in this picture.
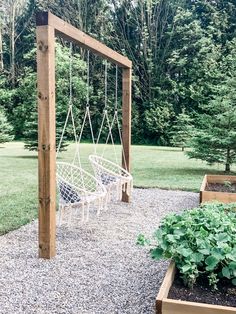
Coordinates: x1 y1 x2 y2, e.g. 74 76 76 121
36 11 132 69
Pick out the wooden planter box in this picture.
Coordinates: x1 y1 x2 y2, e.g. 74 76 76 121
156 262 236 314
200 175 236 204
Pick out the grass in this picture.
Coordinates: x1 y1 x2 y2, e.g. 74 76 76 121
0 141 235 234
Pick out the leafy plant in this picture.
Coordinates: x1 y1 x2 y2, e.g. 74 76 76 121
224 181 232 188
138 203 236 289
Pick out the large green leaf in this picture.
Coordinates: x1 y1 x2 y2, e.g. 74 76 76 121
205 256 219 271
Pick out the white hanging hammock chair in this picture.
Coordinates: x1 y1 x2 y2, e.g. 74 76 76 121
56 48 107 225
88 63 133 202
57 162 107 224
89 154 133 202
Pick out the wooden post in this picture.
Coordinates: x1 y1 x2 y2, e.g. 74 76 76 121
122 67 132 203
36 24 56 259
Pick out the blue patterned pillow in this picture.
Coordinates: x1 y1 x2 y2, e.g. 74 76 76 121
59 182 81 203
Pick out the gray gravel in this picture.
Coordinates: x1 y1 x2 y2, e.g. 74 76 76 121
0 188 199 314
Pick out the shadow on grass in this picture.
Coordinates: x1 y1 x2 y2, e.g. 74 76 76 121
0 155 37 159
136 167 236 176
144 147 182 152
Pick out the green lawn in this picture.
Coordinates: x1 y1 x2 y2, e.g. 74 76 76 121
0 141 235 234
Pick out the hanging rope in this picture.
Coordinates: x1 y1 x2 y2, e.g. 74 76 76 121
57 42 78 158
89 64 133 203
94 61 118 164
73 50 96 164
115 65 118 111
56 45 107 225
99 64 128 169
86 50 90 106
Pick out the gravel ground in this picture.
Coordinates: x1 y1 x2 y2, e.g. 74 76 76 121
0 188 199 314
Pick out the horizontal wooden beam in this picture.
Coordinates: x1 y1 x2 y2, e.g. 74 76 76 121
36 11 132 69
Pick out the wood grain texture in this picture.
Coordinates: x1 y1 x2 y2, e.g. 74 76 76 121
37 25 56 259
200 175 236 204
156 262 236 314
36 12 132 69
162 299 236 314
122 68 132 203
156 261 176 314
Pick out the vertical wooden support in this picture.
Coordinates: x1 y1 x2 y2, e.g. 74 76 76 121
122 67 132 203
36 25 56 259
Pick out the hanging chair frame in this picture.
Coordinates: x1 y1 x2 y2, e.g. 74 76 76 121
36 11 132 259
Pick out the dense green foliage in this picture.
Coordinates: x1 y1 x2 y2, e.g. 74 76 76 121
22 44 87 150
0 0 236 148
188 68 236 171
138 203 236 290
0 108 14 144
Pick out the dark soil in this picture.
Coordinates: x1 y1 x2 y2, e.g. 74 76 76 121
206 183 236 193
168 272 236 307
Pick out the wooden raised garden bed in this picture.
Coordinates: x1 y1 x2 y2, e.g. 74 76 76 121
200 175 236 204
156 262 236 314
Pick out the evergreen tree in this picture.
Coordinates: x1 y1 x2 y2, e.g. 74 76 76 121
0 108 14 144
187 74 236 172
170 109 193 151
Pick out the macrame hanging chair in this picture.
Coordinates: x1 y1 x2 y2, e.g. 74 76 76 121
89 63 133 202
89 154 133 202
56 47 107 225
57 162 106 224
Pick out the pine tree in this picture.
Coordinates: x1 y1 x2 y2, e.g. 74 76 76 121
187 74 236 172
0 108 14 144
170 110 193 151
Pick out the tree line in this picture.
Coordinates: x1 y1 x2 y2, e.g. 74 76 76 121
0 0 236 171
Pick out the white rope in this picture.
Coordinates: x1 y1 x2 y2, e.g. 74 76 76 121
57 43 75 157
115 65 118 111
95 61 119 163
86 51 90 106
56 105 72 157
69 42 73 104
104 61 108 109
73 107 89 165
95 109 107 147
115 111 128 171
56 46 109 224
102 111 119 165
73 50 96 163
87 108 96 149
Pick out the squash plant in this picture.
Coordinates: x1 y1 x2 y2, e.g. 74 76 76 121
138 203 236 289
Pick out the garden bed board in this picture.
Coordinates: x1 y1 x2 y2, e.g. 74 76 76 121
156 262 236 314
200 175 236 204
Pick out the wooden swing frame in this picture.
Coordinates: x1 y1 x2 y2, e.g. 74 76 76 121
36 11 132 259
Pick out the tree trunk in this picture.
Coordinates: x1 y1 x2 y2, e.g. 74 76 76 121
225 163 230 172
0 24 3 71
225 148 231 172
182 147 184 152
10 3 16 86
